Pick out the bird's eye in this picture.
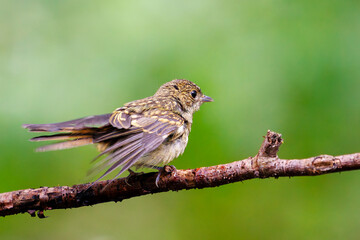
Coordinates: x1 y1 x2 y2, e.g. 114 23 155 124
190 90 197 98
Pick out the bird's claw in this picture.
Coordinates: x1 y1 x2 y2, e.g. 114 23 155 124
164 165 177 174
155 165 177 188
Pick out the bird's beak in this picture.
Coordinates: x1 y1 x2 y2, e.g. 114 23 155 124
201 95 214 102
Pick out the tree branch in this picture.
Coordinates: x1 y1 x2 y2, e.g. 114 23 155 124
1 130 359 218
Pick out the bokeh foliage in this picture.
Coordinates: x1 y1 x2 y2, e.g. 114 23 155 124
1 0 360 239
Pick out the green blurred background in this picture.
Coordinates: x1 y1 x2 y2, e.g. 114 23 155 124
1 0 360 239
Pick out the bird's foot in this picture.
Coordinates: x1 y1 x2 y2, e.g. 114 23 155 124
125 169 144 186
155 165 177 188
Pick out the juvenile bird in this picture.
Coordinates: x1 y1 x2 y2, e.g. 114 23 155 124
23 79 213 184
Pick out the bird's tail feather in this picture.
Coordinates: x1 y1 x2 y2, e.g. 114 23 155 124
22 113 111 132
23 114 112 151
28 130 96 152
35 138 93 152
30 133 90 142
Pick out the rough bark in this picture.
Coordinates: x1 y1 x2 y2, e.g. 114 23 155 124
1 130 359 218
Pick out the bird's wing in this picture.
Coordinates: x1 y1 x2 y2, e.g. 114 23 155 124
91 110 184 180
108 107 132 129
108 96 180 129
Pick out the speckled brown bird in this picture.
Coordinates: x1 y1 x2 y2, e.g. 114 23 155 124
23 79 213 183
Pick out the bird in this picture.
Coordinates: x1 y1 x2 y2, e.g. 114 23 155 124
23 79 213 185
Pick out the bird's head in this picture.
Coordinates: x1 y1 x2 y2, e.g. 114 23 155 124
155 79 213 114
